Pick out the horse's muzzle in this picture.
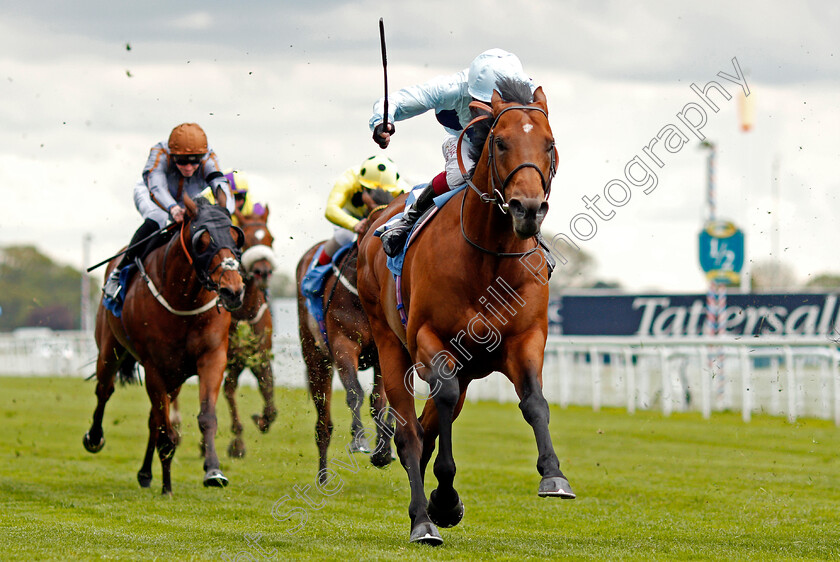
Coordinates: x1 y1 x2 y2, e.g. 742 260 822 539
251 262 273 286
508 197 549 239
219 286 245 311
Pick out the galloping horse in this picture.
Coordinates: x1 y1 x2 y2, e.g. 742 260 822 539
357 79 573 545
84 193 245 495
222 206 279 458
296 188 396 481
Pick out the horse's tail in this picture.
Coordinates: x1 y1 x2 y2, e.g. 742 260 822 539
118 355 140 385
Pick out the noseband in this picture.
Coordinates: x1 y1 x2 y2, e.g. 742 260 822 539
457 105 557 214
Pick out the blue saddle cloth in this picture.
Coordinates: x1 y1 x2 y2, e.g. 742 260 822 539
301 242 355 341
376 184 466 277
102 263 137 318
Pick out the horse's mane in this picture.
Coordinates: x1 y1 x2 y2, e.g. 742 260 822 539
366 187 395 206
467 76 536 172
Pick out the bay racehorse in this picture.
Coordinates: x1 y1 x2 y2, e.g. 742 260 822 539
222 205 279 458
296 188 396 482
357 79 573 545
84 193 245 495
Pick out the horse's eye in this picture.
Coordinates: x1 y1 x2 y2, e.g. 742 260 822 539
494 137 507 151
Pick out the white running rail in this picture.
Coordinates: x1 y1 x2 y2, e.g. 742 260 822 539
2 331 838 425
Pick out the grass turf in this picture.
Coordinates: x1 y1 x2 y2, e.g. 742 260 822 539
1 375 839 561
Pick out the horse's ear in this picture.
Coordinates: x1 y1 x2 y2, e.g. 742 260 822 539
469 100 492 119
490 89 504 113
215 187 228 210
231 226 245 249
183 192 197 217
233 208 244 224
532 86 548 113
262 204 269 219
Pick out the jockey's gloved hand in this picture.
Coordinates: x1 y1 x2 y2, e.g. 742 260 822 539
373 122 395 149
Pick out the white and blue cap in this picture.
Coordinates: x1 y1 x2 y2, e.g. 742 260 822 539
467 49 529 102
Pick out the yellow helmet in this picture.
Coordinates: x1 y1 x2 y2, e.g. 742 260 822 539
168 123 208 156
223 168 249 194
358 155 399 189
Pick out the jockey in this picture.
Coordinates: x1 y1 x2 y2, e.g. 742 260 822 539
370 48 534 257
103 122 235 300
316 154 407 265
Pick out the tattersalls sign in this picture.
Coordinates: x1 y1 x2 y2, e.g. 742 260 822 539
548 293 840 337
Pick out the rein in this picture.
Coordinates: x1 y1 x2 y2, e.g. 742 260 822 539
458 191 541 259
454 104 555 258
324 245 359 315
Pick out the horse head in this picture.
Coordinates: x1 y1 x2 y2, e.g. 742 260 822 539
235 205 278 291
359 187 396 236
182 193 246 310
470 79 556 239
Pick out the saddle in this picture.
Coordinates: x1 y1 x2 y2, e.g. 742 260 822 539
376 185 466 278
301 241 356 345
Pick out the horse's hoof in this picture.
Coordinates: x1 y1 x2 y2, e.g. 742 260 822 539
251 414 271 433
83 432 105 453
227 438 246 459
369 446 393 468
203 468 229 488
161 489 173 498
137 471 152 488
428 489 465 528
409 522 443 546
538 476 576 498
348 435 371 454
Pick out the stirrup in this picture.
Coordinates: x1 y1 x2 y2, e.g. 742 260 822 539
103 268 122 300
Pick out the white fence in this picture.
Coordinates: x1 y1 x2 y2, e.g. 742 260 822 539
2 330 839 425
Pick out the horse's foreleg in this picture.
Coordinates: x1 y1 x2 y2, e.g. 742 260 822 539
251 359 277 433
304 339 333 482
223 363 246 458
137 409 156 488
369 319 441 545
416 329 466 530
333 338 368 453
198 349 228 488
169 395 182 447
505 337 575 499
369 356 394 468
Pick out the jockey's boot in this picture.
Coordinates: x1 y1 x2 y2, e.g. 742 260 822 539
102 219 159 300
380 185 437 258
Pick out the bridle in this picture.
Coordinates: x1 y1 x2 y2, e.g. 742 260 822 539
456 104 557 214
139 207 242 317
181 207 243 293
455 103 557 258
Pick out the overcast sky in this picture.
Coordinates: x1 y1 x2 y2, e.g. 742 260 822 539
2 0 838 292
